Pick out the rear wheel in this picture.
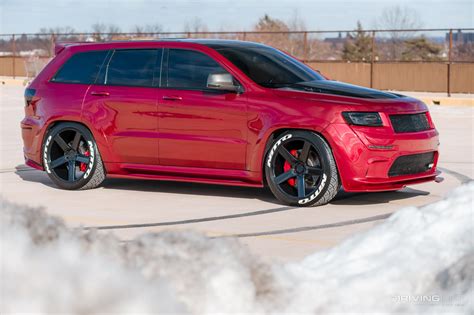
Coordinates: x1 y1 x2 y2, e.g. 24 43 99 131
265 130 339 206
43 122 105 190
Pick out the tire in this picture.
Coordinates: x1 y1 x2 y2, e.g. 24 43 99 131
42 122 105 190
265 130 339 207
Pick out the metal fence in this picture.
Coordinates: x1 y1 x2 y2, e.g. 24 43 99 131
1 28 473 94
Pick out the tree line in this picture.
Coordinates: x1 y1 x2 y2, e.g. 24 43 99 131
2 6 473 62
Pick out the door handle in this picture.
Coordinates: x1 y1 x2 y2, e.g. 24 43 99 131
91 91 110 97
162 95 182 101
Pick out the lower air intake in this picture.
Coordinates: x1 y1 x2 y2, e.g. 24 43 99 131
388 152 435 177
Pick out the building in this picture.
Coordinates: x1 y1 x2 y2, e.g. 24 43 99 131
446 30 474 44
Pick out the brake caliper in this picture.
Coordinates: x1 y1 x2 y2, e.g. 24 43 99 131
283 149 298 186
79 150 90 172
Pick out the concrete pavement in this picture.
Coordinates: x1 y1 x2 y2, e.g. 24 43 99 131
1 85 472 261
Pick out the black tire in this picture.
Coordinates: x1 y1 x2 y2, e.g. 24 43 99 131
265 130 339 207
42 122 105 190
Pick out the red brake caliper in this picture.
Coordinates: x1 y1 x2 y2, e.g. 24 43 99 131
79 150 90 172
283 149 298 186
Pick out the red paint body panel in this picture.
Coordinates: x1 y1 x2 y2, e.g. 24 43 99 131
21 40 440 192
83 85 159 164
158 88 248 169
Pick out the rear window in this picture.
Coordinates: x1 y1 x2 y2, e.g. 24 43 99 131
105 49 160 87
52 50 108 84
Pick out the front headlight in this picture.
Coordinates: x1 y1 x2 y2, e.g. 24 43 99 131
342 112 383 127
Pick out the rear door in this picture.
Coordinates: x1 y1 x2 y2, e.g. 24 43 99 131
82 48 162 165
158 48 248 170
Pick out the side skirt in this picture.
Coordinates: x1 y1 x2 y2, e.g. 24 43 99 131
105 162 264 188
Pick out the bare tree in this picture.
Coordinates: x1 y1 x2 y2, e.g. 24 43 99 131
378 5 423 37
377 5 423 60
132 24 163 38
287 10 306 32
286 11 310 58
132 25 144 35
184 18 209 38
91 23 107 41
106 24 122 39
144 24 163 34
38 26 78 55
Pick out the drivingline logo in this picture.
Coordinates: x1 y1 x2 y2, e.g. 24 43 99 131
298 173 327 205
267 134 293 167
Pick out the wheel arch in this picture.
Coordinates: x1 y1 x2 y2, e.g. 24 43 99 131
260 127 340 186
42 119 112 165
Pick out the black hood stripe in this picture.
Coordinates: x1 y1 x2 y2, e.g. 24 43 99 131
289 80 402 100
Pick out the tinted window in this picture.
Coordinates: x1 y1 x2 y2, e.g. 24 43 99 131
207 44 323 88
167 49 226 89
106 49 160 87
52 50 108 84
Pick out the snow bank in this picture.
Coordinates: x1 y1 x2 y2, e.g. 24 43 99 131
284 182 474 313
1 182 473 314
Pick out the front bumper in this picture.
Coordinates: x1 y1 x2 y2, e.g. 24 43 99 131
324 123 440 192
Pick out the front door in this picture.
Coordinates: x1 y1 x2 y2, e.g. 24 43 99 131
158 48 247 170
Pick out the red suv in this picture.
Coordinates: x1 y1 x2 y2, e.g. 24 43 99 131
21 40 440 206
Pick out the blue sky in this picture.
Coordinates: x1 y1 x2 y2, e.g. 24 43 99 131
0 0 472 34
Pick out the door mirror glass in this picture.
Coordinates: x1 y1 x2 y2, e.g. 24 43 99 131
207 72 241 93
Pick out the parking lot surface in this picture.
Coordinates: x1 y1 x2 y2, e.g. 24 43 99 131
1 85 472 261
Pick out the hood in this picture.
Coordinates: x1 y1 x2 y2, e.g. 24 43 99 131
282 80 403 100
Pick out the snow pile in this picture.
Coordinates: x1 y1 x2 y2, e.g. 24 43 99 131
1 183 473 314
0 200 275 313
284 182 474 313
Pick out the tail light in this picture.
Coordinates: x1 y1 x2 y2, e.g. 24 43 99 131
24 88 36 107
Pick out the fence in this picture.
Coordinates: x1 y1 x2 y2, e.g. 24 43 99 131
1 28 473 94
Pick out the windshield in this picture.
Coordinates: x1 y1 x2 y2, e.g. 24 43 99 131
207 44 324 88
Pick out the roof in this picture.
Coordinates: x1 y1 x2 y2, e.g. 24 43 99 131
54 39 270 56
56 39 265 49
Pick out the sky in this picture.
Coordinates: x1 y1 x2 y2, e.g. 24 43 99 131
0 0 473 34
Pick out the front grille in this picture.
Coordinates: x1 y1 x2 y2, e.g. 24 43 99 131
388 152 435 177
390 113 430 133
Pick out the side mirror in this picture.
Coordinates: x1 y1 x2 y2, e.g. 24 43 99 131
207 72 242 93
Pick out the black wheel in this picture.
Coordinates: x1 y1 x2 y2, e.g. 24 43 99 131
265 130 339 206
43 122 105 190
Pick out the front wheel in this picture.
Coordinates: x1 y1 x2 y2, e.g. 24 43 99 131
43 122 105 190
265 131 339 207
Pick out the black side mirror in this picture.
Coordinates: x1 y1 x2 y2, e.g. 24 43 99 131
207 72 242 93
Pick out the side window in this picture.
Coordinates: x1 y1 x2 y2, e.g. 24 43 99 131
106 49 161 87
52 50 108 84
167 49 227 89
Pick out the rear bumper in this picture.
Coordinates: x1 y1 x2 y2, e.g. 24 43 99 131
324 123 440 192
21 117 45 170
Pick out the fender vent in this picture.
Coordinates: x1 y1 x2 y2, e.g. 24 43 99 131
388 152 435 177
